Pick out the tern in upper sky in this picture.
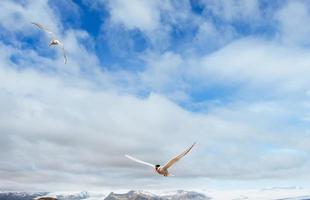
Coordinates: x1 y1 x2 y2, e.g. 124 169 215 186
125 142 196 177
31 22 67 64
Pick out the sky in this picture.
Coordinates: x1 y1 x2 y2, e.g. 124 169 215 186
1 0 310 191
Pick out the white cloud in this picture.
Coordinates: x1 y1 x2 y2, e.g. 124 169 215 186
101 0 199 51
276 1 310 45
1 52 310 190
0 0 60 34
196 37 310 92
193 20 236 53
199 0 261 22
139 52 186 93
107 0 161 32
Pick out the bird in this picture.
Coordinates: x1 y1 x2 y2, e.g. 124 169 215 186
31 22 67 64
35 197 57 200
125 142 196 177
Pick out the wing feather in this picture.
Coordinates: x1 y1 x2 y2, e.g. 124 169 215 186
58 42 67 64
31 22 56 38
125 154 155 168
162 142 196 170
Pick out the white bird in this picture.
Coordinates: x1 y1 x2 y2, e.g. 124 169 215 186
125 143 196 177
31 22 67 64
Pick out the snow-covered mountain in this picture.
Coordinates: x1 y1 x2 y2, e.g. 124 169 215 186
0 191 208 200
0 191 101 200
46 191 91 200
104 190 209 200
1 188 310 200
0 192 48 200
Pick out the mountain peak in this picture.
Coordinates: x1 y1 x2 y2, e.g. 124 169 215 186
104 190 209 200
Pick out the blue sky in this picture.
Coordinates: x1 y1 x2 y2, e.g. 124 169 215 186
1 0 310 191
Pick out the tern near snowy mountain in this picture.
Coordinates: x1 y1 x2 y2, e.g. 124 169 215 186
125 143 196 177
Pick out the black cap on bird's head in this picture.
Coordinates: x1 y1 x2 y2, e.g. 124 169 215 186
155 164 160 169
49 41 56 46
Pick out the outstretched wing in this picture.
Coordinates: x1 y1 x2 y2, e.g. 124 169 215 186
31 22 56 38
162 142 196 170
125 154 155 168
58 42 67 64
35 197 57 200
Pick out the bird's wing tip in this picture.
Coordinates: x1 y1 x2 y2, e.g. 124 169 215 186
31 22 40 26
